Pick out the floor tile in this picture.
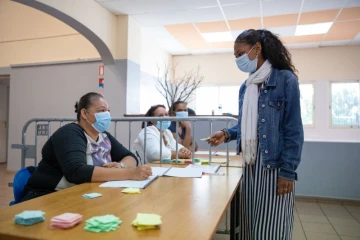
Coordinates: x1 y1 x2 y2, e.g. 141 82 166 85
324 209 355 219
305 232 341 240
302 222 337 235
320 203 347 211
296 201 320 209
329 217 360 227
292 230 307 240
299 214 330 224
293 221 303 231
213 234 229 240
297 207 325 216
333 225 360 237
345 206 360 215
340 236 360 240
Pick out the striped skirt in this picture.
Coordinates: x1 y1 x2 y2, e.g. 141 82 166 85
239 147 295 240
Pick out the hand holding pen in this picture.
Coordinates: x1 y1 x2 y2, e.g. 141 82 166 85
201 131 226 147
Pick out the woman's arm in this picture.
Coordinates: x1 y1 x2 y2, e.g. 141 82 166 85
139 127 172 162
279 74 304 181
91 165 151 181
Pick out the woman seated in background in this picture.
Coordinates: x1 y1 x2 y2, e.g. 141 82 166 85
133 104 192 163
21 92 152 202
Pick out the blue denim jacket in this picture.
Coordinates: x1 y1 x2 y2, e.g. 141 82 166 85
226 68 304 181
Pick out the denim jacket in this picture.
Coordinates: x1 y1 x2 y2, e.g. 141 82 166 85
225 68 304 181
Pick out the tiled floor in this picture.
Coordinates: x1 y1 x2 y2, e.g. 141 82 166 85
1 163 359 239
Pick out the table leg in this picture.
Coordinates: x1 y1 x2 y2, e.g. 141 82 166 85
230 183 240 240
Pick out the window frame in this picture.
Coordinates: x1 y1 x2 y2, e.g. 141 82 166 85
299 82 316 128
329 80 360 129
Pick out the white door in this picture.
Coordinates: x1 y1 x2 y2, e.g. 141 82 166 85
0 77 10 163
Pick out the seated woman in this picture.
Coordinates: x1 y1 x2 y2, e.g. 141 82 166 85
133 104 192 163
21 92 152 202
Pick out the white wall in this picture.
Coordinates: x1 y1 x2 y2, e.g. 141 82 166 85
173 46 360 142
139 28 171 113
0 85 8 163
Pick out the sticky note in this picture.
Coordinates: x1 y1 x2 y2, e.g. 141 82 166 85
121 188 141 194
84 214 122 233
132 213 162 230
83 193 102 199
50 213 82 229
14 210 45 226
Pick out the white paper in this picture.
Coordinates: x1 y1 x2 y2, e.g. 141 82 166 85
99 175 158 189
185 164 221 174
195 151 236 156
151 167 171 176
164 168 202 178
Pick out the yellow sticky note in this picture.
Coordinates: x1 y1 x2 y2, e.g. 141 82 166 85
121 188 141 194
132 213 162 230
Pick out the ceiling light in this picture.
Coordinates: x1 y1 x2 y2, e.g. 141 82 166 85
295 22 333 36
201 31 233 42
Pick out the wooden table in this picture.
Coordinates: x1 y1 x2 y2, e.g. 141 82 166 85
0 167 242 240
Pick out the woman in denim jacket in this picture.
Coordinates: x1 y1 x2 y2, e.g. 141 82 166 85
208 29 304 239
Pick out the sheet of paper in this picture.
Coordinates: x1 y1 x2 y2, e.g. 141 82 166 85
99 175 158 189
185 164 221 174
164 168 202 178
195 151 236 156
151 167 171 176
195 151 215 155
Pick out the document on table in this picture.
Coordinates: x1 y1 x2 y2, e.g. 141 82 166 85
99 175 158 189
195 151 237 156
151 167 171 176
164 168 202 178
185 164 221 174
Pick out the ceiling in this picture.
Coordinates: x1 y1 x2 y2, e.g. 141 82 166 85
96 0 360 55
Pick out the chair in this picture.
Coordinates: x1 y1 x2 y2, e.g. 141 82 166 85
9 166 37 206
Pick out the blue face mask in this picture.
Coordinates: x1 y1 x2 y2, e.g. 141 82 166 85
156 120 171 131
87 111 111 133
176 111 188 118
235 45 258 73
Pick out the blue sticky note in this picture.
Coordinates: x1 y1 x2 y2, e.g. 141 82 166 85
83 193 102 199
14 210 45 226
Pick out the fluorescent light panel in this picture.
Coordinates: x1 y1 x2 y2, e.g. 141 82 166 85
295 22 333 36
201 31 233 42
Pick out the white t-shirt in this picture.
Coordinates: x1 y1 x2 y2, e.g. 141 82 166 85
132 125 185 163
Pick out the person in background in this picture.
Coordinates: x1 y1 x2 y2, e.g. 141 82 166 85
168 101 198 151
207 29 303 239
133 104 192 163
21 92 152 202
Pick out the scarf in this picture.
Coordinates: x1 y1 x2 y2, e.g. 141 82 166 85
241 60 272 164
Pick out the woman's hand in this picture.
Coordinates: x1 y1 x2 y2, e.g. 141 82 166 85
277 177 294 195
130 165 152 180
207 131 225 147
179 148 192 158
102 162 120 168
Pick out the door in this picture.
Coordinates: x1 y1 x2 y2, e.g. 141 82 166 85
0 76 10 163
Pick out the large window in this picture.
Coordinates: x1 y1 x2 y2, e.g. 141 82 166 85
299 83 315 126
195 86 239 115
330 81 360 128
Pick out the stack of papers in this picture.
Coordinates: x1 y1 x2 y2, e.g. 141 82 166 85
83 193 102 199
121 188 141 194
185 164 221 174
164 168 202 178
14 210 45 226
50 213 82 229
99 175 158 189
84 215 122 233
132 213 162 231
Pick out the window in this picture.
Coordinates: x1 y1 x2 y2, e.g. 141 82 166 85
299 83 315 126
195 86 239 115
330 81 360 128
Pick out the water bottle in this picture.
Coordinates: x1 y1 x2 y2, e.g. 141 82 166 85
218 104 222 115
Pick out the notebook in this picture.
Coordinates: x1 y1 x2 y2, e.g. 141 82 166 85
99 175 158 189
185 164 221 174
151 167 171 176
163 168 202 178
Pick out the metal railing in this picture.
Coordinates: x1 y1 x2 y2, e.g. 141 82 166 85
12 116 238 169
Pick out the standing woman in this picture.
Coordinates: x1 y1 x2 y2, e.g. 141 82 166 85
208 29 303 239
